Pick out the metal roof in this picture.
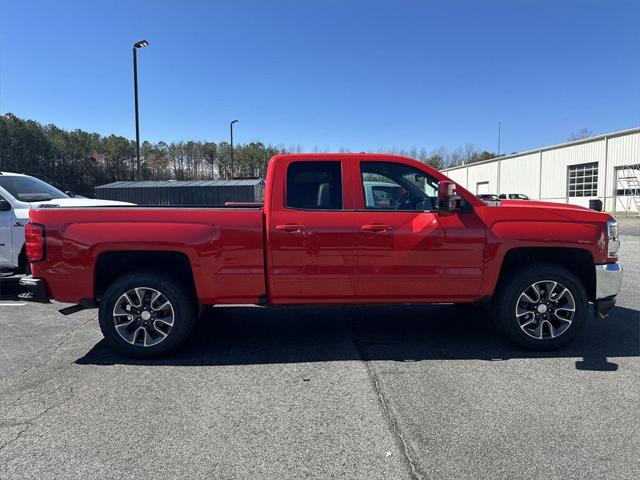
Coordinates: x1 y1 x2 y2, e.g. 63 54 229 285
96 179 265 189
442 126 640 172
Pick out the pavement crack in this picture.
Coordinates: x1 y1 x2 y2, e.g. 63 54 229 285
0 424 30 455
345 308 425 480
14 315 94 379
0 385 76 455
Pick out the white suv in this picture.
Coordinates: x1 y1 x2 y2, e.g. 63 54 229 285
0 172 132 274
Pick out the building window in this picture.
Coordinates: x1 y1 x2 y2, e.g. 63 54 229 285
568 162 598 197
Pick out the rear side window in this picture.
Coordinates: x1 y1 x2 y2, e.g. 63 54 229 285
286 162 342 210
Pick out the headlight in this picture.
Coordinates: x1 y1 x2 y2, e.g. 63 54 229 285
607 219 620 258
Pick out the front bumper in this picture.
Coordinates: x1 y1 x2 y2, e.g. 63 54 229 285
594 263 623 318
18 276 50 303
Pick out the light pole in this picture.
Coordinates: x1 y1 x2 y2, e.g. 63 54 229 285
230 119 239 178
133 39 149 180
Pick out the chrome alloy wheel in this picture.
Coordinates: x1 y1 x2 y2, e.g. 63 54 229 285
112 287 175 347
515 280 576 340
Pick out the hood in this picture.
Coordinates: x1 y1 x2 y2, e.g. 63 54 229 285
499 199 591 211
479 198 612 224
29 198 134 208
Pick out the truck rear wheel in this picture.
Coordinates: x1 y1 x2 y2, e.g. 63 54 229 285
98 270 196 358
493 263 588 350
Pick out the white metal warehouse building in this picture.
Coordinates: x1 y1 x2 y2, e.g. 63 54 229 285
441 127 640 214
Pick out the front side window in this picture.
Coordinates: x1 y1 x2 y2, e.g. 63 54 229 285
286 161 342 210
361 162 438 211
0 194 10 210
568 162 598 197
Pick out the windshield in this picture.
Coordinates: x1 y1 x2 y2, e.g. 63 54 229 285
0 176 68 202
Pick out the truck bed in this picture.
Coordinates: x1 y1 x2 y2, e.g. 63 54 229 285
29 207 266 305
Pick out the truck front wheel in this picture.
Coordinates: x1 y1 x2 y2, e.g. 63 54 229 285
98 270 196 358
493 263 588 350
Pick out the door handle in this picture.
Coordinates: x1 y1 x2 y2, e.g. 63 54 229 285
275 224 306 232
361 224 392 232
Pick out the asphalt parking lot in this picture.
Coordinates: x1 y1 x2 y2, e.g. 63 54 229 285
1 218 638 480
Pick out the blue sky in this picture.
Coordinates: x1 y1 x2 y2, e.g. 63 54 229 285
1 0 639 154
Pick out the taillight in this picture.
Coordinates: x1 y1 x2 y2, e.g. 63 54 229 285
25 223 46 262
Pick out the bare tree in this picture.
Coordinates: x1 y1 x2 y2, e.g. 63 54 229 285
568 128 594 141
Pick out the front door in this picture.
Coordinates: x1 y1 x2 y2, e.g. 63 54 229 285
267 159 359 303
353 160 486 302
0 195 13 268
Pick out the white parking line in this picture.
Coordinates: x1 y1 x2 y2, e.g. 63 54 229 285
0 303 27 306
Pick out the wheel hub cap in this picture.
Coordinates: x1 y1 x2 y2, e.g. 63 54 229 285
112 287 175 347
515 280 576 340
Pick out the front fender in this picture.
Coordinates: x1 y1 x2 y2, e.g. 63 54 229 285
479 220 605 297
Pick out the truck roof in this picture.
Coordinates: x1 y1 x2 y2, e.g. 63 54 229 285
271 153 420 160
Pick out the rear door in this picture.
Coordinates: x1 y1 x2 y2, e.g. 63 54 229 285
266 158 359 303
352 160 486 301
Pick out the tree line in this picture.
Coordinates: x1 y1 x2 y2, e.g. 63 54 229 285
0 113 499 196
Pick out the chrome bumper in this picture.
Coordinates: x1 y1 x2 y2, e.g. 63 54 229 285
594 263 623 318
595 263 623 300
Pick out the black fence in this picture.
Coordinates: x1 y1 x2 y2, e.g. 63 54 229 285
95 179 265 206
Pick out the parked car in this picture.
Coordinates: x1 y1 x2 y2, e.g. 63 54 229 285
499 193 530 200
0 172 132 274
20 154 622 357
477 194 501 206
363 181 403 208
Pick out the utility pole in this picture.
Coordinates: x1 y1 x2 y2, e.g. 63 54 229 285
230 119 239 179
133 40 149 180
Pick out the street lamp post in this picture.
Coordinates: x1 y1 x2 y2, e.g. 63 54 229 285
230 119 239 179
133 40 149 181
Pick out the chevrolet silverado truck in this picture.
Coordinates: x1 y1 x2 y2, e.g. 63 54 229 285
20 154 623 357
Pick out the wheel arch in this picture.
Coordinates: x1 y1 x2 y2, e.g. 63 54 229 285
94 250 198 305
496 247 596 301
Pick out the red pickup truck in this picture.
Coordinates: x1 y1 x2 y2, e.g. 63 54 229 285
21 154 623 357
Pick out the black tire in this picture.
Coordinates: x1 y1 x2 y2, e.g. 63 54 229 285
98 269 197 358
493 263 588 351
18 248 31 275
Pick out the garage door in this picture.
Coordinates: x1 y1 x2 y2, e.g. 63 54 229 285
476 181 490 195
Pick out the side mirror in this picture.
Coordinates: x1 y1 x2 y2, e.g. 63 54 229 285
65 190 75 198
438 181 463 216
0 199 12 212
